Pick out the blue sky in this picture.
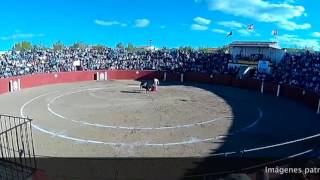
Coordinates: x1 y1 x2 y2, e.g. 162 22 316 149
0 0 319 50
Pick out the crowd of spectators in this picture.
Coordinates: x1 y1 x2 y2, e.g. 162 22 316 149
0 46 319 93
0 47 231 77
272 51 320 93
235 54 266 62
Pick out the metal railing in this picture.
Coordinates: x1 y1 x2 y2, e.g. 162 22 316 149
0 114 37 180
184 131 320 179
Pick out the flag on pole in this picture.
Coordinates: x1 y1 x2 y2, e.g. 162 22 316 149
272 29 278 36
247 24 255 31
226 31 233 38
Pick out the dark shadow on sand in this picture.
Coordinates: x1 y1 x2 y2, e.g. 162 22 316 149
34 80 320 180
120 90 142 94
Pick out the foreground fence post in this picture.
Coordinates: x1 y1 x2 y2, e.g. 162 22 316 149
18 79 21 90
317 99 320 114
260 81 264 94
277 85 281 97
9 80 13 92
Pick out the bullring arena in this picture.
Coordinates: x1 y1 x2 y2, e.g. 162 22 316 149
1 70 320 179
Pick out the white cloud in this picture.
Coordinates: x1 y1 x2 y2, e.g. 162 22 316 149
236 29 261 37
193 17 211 25
135 19 150 28
191 24 208 31
191 17 211 31
217 20 244 28
94 19 127 27
272 34 320 50
0 33 44 41
207 0 310 31
277 20 311 31
237 29 250 36
212 28 228 34
312 32 320 38
283 0 296 3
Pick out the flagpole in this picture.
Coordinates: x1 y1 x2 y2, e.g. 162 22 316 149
225 31 233 62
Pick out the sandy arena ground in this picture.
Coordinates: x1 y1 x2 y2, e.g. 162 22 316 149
0 80 319 158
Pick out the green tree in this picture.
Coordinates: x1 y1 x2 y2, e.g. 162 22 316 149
116 43 124 50
14 43 23 51
71 42 87 49
198 47 212 53
53 41 64 51
92 44 106 51
14 41 32 51
34 44 48 51
126 43 136 52
32 45 40 50
285 48 314 53
21 41 32 50
179 46 194 52
218 45 229 54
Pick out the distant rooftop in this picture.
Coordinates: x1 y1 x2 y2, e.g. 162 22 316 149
229 41 281 49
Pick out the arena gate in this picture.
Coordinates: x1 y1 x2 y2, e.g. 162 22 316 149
0 115 37 179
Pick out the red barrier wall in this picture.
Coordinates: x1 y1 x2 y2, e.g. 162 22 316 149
231 78 261 91
107 70 163 80
184 72 232 86
281 85 304 102
19 71 95 89
303 91 319 109
183 74 319 113
0 70 162 95
0 78 12 94
165 72 180 82
264 82 278 96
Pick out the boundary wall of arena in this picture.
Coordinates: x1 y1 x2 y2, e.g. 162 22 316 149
0 70 319 113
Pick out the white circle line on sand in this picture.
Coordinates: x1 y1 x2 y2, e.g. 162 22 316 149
20 88 263 146
47 87 231 130
19 86 107 119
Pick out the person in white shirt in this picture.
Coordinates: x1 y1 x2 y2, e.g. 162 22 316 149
153 78 159 91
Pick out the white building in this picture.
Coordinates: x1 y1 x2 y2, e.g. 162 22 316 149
229 41 285 64
136 46 158 51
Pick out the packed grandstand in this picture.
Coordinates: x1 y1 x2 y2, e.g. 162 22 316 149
0 46 319 93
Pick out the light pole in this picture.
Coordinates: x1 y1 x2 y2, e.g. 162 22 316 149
149 40 154 51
